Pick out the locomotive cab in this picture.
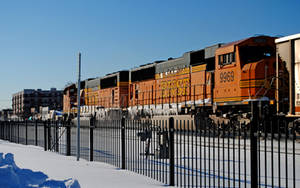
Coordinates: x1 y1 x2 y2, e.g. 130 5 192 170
214 36 276 115
239 37 276 101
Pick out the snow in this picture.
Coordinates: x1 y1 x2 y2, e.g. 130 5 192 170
0 140 166 188
0 153 79 188
57 126 300 188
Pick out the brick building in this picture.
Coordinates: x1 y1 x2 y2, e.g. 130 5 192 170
12 88 63 119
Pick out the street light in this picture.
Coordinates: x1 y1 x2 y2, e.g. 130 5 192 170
77 52 81 161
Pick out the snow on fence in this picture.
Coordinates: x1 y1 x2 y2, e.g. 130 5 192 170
1 114 300 188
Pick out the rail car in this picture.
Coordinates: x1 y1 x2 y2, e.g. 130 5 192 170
83 77 101 113
63 83 76 114
128 45 219 116
275 33 300 118
80 71 129 119
128 61 158 116
84 71 129 109
63 71 129 118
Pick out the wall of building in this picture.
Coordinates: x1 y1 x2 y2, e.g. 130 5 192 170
12 88 63 119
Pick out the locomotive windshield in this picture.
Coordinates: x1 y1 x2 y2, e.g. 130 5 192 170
239 46 275 63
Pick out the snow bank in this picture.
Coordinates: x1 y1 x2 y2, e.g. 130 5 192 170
0 140 165 188
0 152 80 188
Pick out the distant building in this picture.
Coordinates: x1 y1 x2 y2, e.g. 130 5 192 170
12 88 63 119
0 109 13 121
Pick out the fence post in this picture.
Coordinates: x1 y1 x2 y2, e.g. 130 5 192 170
121 117 126 170
2 121 4 139
9 121 12 142
66 121 71 156
3 121 5 139
90 117 94 161
35 120 38 146
11 121 13 142
2 121 6 140
0 122 2 139
1 121 3 139
25 120 28 145
17 121 20 144
250 101 258 188
47 120 51 151
3 122 5 140
169 117 175 186
1 121 5 140
5 121 8 140
4 121 6 140
55 121 59 152
3 121 5 140
0 122 1 139
6 121 8 140
44 121 47 151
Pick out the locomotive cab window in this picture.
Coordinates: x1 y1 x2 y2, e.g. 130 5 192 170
239 46 274 64
218 52 235 66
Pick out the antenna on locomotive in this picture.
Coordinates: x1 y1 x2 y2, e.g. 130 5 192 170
77 52 81 161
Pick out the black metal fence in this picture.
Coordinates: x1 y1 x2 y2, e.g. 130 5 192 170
0 113 300 187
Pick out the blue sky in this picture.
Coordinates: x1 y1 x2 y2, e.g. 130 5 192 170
0 0 299 109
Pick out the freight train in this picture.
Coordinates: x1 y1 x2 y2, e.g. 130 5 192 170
63 34 300 121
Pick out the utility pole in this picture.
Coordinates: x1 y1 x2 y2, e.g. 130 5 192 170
77 52 81 161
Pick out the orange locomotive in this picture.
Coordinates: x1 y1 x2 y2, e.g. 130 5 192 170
63 35 277 118
85 71 129 109
63 71 129 116
128 36 277 117
213 36 276 114
63 81 86 114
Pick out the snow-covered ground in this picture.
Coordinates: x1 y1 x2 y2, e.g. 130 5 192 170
0 140 166 188
0 152 80 188
66 127 300 187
